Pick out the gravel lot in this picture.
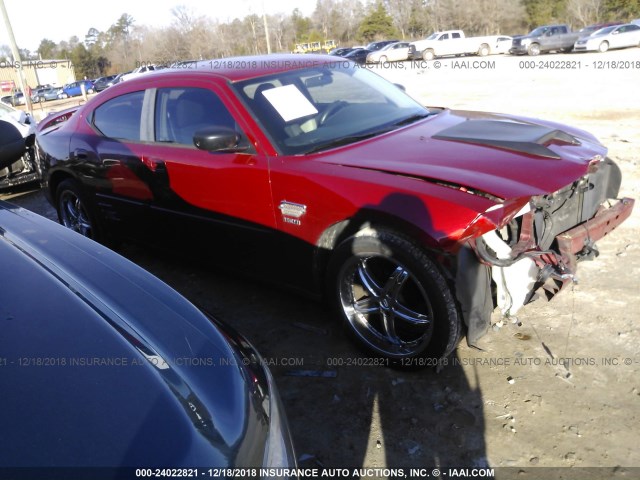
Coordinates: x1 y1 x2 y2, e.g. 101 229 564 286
2 49 639 479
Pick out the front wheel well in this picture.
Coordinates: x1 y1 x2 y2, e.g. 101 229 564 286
313 212 450 297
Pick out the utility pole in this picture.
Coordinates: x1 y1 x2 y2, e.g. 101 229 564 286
0 0 33 116
262 2 271 54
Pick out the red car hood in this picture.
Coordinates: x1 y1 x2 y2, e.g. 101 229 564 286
318 109 607 200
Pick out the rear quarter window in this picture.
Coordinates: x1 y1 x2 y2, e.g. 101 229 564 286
92 91 144 141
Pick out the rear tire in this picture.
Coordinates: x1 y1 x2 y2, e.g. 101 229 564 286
478 44 490 56
327 228 461 367
55 179 103 242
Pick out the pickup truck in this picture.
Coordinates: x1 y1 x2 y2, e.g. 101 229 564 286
410 30 503 60
510 24 581 55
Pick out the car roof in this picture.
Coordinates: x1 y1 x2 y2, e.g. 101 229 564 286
127 54 349 83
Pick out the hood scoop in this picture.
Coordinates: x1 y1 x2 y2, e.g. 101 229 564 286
432 119 581 159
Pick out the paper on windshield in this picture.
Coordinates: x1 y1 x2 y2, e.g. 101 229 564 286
261 84 318 122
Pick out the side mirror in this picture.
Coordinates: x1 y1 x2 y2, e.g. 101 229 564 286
193 128 246 152
394 83 407 91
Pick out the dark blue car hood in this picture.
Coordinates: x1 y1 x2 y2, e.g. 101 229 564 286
0 202 268 468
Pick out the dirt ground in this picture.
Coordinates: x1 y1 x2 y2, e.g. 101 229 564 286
3 49 639 479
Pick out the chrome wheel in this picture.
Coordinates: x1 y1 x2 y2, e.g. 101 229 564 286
59 190 93 238
528 43 540 56
338 254 434 357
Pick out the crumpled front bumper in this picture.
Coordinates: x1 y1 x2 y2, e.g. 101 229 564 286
536 197 634 300
557 197 634 270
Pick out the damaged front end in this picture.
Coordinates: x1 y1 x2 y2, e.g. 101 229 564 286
457 156 634 347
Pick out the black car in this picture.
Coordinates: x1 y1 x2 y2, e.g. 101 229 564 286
365 40 399 51
8 91 25 106
93 74 118 92
107 71 131 87
343 48 371 64
328 47 354 57
0 132 297 471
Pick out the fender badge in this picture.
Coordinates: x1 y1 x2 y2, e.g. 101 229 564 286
279 201 306 225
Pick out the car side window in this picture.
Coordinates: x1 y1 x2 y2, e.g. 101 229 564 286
452 32 461 39
154 87 240 147
93 91 144 141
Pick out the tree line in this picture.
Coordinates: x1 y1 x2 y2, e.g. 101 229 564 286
1 0 638 79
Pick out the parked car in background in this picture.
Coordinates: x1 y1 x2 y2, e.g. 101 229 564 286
31 87 60 103
93 74 118 92
367 41 411 63
578 21 624 36
35 54 634 365
8 91 25 106
510 24 581 55
492 36 514 54
107 71 131 87
574 23 640 52
365 40 399 52
58 80 95 98
0 102 37 189
343 48 371 64
410 30 504 60
0 197 297 470
329 47 355 57
121 64 164 82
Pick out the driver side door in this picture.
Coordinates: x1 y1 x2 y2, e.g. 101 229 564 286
140 81 277 248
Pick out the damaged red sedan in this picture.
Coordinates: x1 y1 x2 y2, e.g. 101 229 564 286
35 55 634 365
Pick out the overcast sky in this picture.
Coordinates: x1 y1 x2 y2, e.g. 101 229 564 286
1 0 317 53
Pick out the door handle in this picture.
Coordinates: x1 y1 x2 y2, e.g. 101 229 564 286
142 157 165 172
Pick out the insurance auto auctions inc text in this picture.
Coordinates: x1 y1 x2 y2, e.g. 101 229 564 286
256 468 494 478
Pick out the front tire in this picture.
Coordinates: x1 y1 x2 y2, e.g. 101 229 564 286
422 49 435 61
527 43 541 56
56 179 102 241
327 229 461 365
599 41 609 53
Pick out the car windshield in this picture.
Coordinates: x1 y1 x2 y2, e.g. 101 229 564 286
232 64 430 155
529 27 550 36
592 26 617 35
